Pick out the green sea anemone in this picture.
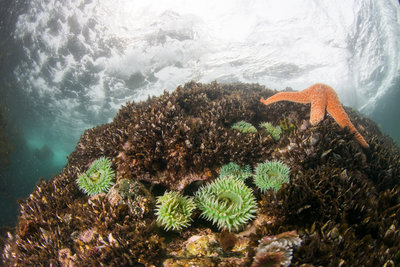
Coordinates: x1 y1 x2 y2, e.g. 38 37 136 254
195 176 257 232
155 191 196 231
253 161 290 192
232 121 257 134
77 157 115 196
219 162 252 181
259 122 282 141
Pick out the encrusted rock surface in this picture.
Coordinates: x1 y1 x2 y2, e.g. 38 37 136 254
2 82 400 266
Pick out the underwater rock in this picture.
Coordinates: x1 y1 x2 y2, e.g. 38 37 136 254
164 232 252 266
106 178 153 219
2 81 400 266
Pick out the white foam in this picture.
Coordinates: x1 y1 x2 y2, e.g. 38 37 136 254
13 0 400 145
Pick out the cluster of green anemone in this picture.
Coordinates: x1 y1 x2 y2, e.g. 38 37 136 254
231 121 258 133
220 161 290 192
219 162 252 181
155 161 291 232
259 122 282 141
232 120 282 141
76 158 290 232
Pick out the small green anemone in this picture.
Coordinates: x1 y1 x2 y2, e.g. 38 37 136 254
253 161 290 192
219 162 252 181
77 157 115 196
259 122 282 141
195 176 257 232
231 121 257 134
155 191 196 231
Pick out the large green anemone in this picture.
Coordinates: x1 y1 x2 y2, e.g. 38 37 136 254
155 191 196 231
77 157 115 196
253 161 290 192
231 121 257 134
195 176 257 232
219 162 252 181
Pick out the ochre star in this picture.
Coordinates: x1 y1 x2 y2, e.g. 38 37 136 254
260 83 369 148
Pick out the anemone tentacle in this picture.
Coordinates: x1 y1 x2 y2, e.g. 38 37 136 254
195 176 257 232
254 161 290 192
155 191 196 231
219 162 252 181
77 157 115 196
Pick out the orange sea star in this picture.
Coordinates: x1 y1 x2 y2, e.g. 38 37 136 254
260 83 369 148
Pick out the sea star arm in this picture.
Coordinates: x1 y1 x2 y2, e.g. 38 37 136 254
260 83 369 148
260 85 326 125
326 92 369 148
260 90 311 106
309 86 327 125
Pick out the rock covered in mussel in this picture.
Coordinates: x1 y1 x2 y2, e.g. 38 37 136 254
2 81 400 266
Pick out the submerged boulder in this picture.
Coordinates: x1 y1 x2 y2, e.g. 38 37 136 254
2 82 400 266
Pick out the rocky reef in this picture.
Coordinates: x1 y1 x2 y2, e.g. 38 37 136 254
2 82 400 266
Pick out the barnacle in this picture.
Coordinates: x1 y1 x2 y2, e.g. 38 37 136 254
219 162 252 181
155 191 196 231
253 161 290 192
252 231 302 267
260 122 282 141
77 157 115 196
232 121 258 134
195 176 257 232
